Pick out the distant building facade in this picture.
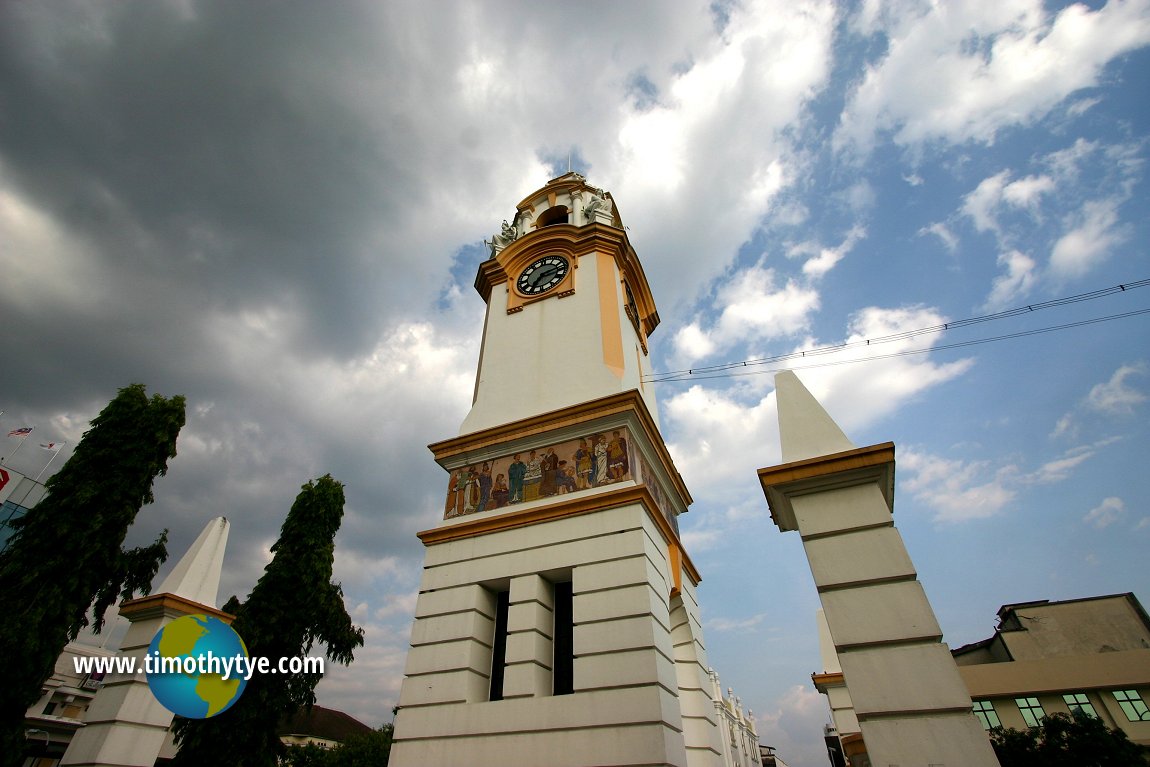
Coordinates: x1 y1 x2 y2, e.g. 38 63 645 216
0 465 47 551
815 592 1150 762
954 593 1150 747
277 704 375 750
22 642 112 766
709 669 761 767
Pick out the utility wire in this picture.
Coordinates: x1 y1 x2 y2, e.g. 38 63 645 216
644 279 1150 384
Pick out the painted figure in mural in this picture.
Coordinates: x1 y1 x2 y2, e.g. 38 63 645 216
508 454 526 503
593 434 609 485
478 462 493 512
524 450 543 502
608 430 629 481
574 438 593 490
445 470 461 518
462 466 480 514
452 469 469 516
556 460 576 494
492 473 509 508
540 447 559 497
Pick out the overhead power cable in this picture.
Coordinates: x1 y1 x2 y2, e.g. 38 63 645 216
643 279 1150 384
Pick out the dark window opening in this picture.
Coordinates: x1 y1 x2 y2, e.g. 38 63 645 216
489 590 509 701
553 581 574 695
537 206 569 227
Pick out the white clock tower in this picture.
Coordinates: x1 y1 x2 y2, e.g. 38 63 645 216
389 173 726 767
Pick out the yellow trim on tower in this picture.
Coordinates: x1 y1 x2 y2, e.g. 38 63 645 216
597 252 624 377
668 542 684 598
417 483 702 586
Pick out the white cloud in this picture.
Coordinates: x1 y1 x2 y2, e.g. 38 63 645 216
666 305 974 503
671 266 821 366
1067 96 1102 116
610 0 839 311
918 221 959 252
1044 137 1099 176
1049 198 1129 280
962 170 1053 236
1029 449 1095 484
1002 174 1055 209
962 171 1011 234
754 684 834 767
1086 362 1148 414
837 0 1150 153
800 225 867 279
706 612 768 633
1084 496 1125 528
983 249 1038 310
1050 413 1076 440
900 449 1018 523
902 440 1107 522
665 384 782 498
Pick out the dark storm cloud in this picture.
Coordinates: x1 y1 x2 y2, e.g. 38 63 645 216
0 1 500 621
0 3 431 363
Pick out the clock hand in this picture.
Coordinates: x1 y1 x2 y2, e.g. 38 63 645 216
532 266 559 286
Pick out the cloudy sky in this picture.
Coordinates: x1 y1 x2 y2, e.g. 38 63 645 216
2 1 1148 764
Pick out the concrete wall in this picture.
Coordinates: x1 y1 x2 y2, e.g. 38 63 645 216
997 597 1150 660
391 503 700 767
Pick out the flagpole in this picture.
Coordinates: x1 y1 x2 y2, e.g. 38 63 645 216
6 430 31 464
35 447 63 482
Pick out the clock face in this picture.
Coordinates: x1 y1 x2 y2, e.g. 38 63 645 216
516 255 570 296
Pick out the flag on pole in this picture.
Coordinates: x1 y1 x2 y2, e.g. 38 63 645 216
7 427 32 437
40 442 64 451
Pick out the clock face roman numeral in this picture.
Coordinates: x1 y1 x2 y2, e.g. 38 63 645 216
517 256 569 296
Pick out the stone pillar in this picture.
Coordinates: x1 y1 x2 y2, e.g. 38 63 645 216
758 372 999 767
503 574 554 698
570 188 585 227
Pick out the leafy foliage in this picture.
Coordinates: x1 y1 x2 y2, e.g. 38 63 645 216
173 475 364 767
281 725 394 767
0 383 184 767
990 710 1150 767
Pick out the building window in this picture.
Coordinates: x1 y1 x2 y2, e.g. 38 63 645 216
489 590 509 701
1113 689 1150 722
1015 697 1046 727
0 500 29 552
1062 692 1098 718
552 581 573 695
972 700 1001 730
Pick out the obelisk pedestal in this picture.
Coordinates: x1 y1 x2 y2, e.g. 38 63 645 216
61 517 232 767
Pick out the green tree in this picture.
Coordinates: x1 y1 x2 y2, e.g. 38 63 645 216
281 742 334 767
990 710 1150 766
281 725 394 767
327 724 394 767
0 383 184 767
173 475 364 767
